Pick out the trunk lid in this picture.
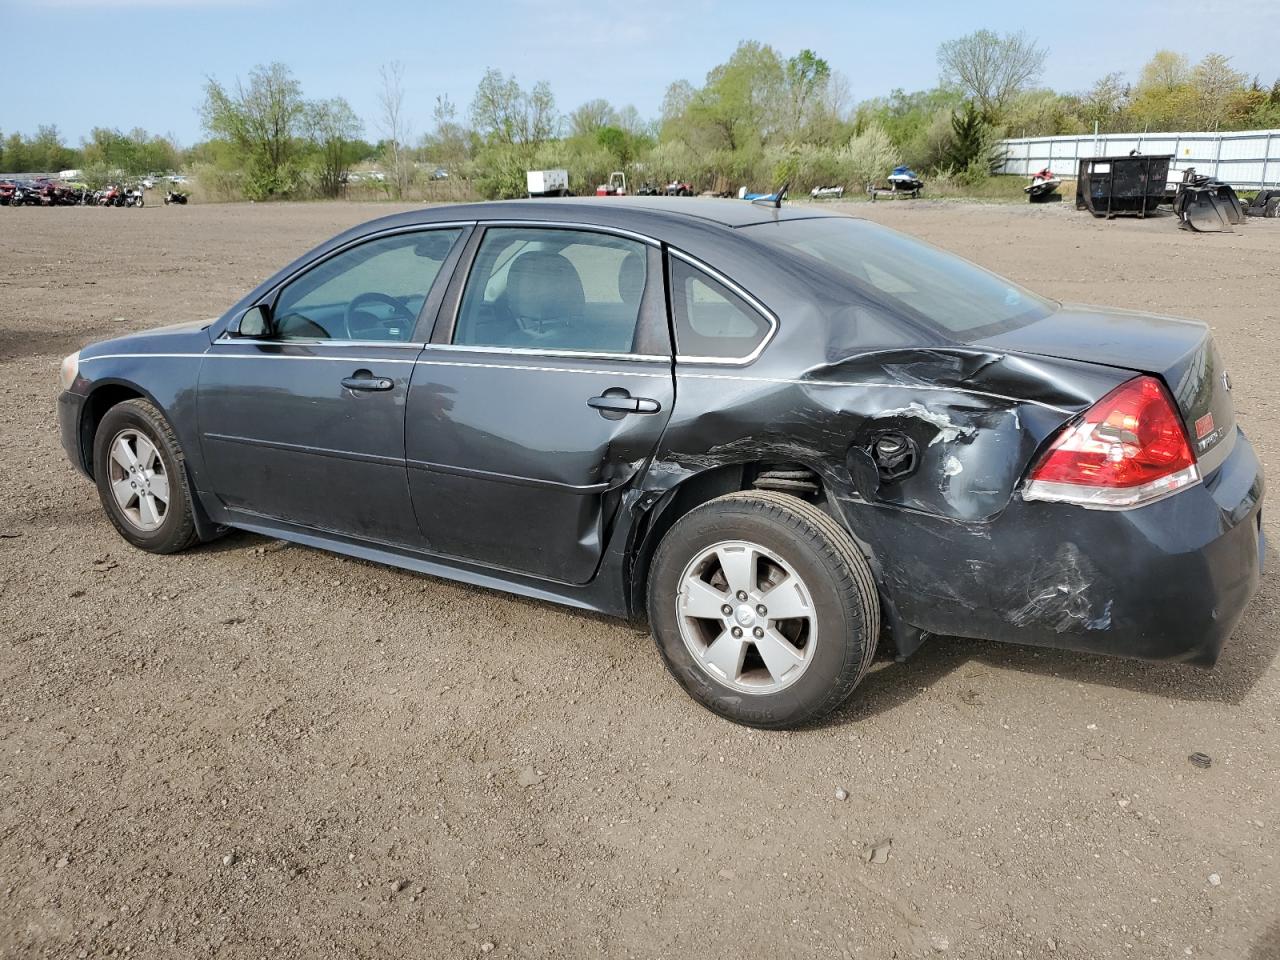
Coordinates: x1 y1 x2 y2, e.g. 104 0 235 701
977 304 1236 474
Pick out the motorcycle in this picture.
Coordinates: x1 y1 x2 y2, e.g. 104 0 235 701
11 181 44 206
98 185 123 206
163 189 189 205
123 186 145 208
1025 166 1062 202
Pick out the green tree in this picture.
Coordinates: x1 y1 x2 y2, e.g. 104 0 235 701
470 69 558 146
201 62 306 198
306 97 362 197
569 99 616 137
1080 72 1128 130
1190 53 1247 129
937 30 1048 119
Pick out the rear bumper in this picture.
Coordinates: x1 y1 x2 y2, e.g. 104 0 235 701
854 428 1264 665
58 389 90 478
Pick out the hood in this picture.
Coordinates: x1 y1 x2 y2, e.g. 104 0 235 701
81 317 217 358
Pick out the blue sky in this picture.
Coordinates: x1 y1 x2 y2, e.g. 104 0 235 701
3 0 1278 146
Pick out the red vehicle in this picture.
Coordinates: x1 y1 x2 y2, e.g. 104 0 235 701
0 180 14 205
595 171 627 196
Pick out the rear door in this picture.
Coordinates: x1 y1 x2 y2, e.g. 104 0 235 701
404 225 674 584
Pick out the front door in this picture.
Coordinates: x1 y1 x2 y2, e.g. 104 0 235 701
197 227 466 545
405 226 674 583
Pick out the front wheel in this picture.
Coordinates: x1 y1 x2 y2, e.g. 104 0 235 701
648 491 879 729
92 399 200 554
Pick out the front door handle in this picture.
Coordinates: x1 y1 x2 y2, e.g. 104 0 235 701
587 389 662 420
341 373 394 392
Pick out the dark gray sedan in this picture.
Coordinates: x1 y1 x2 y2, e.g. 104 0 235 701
57 198 1263 727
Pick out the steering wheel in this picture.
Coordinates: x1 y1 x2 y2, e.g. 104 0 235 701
343 292 418 340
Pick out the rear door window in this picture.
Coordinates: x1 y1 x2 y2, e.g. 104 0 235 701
453 227 648 354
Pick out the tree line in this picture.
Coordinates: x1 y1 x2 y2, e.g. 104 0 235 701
4 33 1278 200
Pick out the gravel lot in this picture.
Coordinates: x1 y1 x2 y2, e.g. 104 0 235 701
1 198 1278 960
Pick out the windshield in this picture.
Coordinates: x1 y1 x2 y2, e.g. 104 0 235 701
748 217 1055 340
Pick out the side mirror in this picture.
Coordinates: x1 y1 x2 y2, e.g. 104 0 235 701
234 304 271 338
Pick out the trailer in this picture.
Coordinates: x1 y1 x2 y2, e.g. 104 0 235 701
526 169 570 197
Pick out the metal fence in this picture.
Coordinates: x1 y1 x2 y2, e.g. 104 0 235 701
996 129 1280 188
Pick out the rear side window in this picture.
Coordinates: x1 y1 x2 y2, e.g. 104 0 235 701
670 259 772 361
747 216 1053 340
453 227 648 354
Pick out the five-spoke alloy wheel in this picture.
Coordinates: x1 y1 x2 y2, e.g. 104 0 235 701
676 540 817 695
649 491 879 729
106 428 170 532
92 398 200 554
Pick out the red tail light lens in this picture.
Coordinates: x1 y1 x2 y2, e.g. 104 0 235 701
1024 375 1200 509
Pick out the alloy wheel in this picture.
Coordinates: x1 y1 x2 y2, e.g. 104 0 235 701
675 540 817 695
106 428 170 532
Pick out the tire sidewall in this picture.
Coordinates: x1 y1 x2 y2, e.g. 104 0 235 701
649 501 869 727
92 402 191 552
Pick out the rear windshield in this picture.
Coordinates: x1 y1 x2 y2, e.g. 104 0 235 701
748 217 1054 339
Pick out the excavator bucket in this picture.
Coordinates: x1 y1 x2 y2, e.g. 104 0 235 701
1174 172 1246 233
1177 189 1234 232
1214 183 1246 224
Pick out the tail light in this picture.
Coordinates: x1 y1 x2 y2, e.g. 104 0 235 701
1024 375 1200 510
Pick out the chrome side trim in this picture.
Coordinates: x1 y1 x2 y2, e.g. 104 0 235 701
216 336 427 349
667 248 779 366
418 343 668 363
81 352 418 365
81 353 206 362
415 357 668 378
479 219 661 247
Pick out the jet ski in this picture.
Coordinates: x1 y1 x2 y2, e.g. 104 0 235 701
887 165 924 193
1025 166 1062 202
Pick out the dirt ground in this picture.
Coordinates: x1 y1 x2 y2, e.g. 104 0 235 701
1 197 1278 960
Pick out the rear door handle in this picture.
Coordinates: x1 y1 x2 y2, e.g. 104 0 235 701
587 390 662 419
341 374 394 392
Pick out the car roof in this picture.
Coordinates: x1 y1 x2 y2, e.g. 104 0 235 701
386 196 846 233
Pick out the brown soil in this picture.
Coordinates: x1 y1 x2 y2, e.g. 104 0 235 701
1 198 1278 960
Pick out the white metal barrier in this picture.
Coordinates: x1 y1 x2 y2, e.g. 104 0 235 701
997 129 1280 188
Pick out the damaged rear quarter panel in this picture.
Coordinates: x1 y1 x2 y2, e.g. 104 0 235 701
644 342 1133 644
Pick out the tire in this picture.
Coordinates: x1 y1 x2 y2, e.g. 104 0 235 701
647 491 879 729
92 398 200 554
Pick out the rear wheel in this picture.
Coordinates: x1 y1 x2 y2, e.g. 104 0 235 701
92 399 199 554
648 491 879 728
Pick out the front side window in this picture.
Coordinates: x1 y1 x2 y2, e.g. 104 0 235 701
453 228 648 353
670 259 773 360
272 229 462 342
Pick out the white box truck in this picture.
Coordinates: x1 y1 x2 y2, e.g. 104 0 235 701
526 169 570 197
